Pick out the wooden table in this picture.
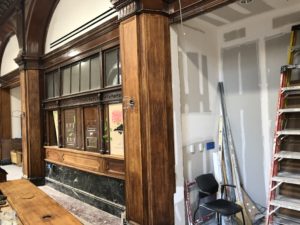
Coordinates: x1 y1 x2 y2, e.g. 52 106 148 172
0 179 82 225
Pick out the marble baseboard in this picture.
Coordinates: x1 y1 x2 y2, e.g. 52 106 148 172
0 159 12 165
45 162 125 217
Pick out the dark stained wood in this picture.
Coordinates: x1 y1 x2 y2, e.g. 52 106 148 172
0 69 20 88
0 87 12 163
42 20 119 70
120 13 175 225
83 106 101 152
20 69 43 179
0 0 17 26
45 146 125 180
0 179 82 225
0 88 11 139
120 16 144 224
25 0 59 57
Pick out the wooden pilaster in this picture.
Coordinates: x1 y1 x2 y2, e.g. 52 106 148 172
20 68 43 180
0 88 12 140
120 13 175 225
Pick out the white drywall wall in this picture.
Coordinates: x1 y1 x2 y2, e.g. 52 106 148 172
171 20 220 225
218 3 300 207
178 20 220 180
171 2 300 219
170 27 185 225
0 35 19 76
45 0 116 53
10 86 21 138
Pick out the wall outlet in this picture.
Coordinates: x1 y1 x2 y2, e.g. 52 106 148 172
187 145 195 154
197 143 203 152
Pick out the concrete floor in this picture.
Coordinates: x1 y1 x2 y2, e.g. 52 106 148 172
1 164 120 225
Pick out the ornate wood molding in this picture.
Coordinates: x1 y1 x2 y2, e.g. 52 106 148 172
111 0 138 20
111 0 171 20
0 69 19 88
102 90 122 103
15 54 41 70
43 90 122 110
45 146 125 180
42 18 119 70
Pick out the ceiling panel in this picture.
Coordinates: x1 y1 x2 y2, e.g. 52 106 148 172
194 0 300 27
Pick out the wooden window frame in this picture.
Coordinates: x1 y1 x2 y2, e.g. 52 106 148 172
43 44 123 155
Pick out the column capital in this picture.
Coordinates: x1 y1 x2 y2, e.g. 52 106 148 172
15 54 41 70
111 0 174 20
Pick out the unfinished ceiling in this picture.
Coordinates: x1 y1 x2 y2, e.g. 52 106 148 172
196 0 300 27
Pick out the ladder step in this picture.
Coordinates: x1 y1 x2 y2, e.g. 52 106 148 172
275 214 300 225
273 172 300 185
274 216 300 225
279 108 300 114
271 196 300 212
291 45 300 53
277 130 300 136
274 151 300 160
281 86 300 93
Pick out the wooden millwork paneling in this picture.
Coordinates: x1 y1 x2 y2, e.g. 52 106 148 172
42 21 119 70
0 88 11 139
120 16 144 224
45 146 125 180
120 14 175 225
0 87 12 162
0 69 20 88
20 69 43 179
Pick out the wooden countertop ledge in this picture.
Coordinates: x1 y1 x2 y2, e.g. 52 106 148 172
0 179 82 225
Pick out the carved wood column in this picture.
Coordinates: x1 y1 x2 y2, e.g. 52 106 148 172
114 1 175 224
17 57 43 182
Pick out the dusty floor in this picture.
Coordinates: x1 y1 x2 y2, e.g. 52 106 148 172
39 185 120 225
1 164 120 225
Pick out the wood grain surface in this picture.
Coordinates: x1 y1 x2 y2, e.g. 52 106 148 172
0 180 82 225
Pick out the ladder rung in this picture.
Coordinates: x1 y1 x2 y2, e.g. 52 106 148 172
274 151 300 160
277 130 300 136
275 214 300 225
291 45 300 53
274 216 300 225
273 172 300 185
281 86 300 93
271 196 300 212
281 64 300 72
279 108 300 114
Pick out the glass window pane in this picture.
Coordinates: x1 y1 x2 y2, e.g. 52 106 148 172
105 49 119 87
53 70 60 97
71 64 80 93
80 59 90 92
62 67 71 95
91 57 100 90
46 73 54 98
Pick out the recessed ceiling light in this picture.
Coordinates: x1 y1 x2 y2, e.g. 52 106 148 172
240 0 254 4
